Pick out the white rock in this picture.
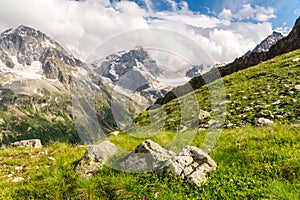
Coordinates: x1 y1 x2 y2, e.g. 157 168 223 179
12 177 24 183
15 166 23 171
47 157 55 162
256 118 274 126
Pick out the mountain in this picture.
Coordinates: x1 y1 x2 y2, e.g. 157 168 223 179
0 25 83 90
92 47 169 105
136 48 300 131
154 16 300 106
0 25 116 146
185 63 226 78
243 31 283 58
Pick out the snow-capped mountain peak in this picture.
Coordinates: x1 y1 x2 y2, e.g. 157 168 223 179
0 25 83 89
243 31 284 58
92 47 168 104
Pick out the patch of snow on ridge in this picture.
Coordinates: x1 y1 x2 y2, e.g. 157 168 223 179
0 60 5 68
0 56 45 79
41 39 56 48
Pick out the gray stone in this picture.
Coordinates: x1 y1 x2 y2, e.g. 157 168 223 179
272 100 280 105
75 141 118 178
198 110 210 121
47 157 56 162
12 177 24 183
256 118 274 126
75 139 217 187
117 140 175 172
162 145 217 187
11 139 42 148
110 131 120 136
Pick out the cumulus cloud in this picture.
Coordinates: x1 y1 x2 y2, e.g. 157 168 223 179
218 4 276 22
0 0 275 66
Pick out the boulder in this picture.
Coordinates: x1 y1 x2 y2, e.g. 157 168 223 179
118 140 217 187
117 140 175 172
11 139 42 148
75 140 217 187
198 110 210 121
11 177 24 183
75 141 118 178
256 118 274 126
162 146 217 186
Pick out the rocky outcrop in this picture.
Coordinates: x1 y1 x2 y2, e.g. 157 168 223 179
243 31 283 58
117 140 175 172
76 140 217 187
11 139 42 148
162 146 217 186
75 141 118 178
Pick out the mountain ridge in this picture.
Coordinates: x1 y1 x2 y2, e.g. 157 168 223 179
154 16 300 107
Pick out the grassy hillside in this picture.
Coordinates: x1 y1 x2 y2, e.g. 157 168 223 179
0 124 299 199
136 49 300 131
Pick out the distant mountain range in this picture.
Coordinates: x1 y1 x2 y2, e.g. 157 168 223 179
92 47 169 105
0 25 116 145
1 16 299 146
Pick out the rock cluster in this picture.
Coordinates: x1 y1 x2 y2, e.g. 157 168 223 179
11 139 42 148
76 140 217 187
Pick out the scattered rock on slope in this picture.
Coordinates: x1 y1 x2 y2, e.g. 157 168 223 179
256 118 274 126
11 139 42 148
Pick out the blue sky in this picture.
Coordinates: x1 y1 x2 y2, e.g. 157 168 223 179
1 0 299 63
125 0 300 32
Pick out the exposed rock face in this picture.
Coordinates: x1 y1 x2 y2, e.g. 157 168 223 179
75 141 118 178
92 47 168 104
0 25 82 89
243 31 284 58
11 139 42 148
256 118 274 126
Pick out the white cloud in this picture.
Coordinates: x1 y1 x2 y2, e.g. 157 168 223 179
0 0 275 66
218 4 276 22
218 9 233 20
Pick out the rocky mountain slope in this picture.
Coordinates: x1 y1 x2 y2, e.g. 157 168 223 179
155 16 300 106
92 47 170 105
0 25 82 90
243 31 283 58
0 25 116 146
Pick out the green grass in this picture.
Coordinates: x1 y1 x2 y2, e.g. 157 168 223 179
0 124 299 199
135 49 300 131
